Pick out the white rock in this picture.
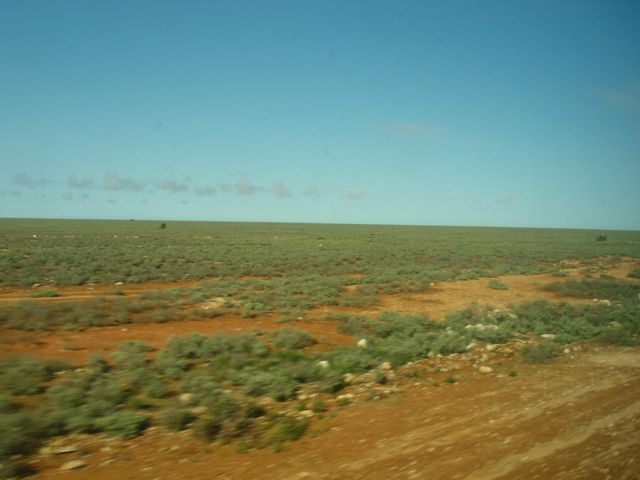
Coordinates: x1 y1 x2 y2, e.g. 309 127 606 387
343 373 356 384
114 281 124 286
53 445 78 455
356 338 368 348
563 348 571 354
60 460 86 471
485 344 497 351
381 361 392 371
178 393 196 406
316 360 330 369
479 366 493 374
298 410 314 419
540 334 556 340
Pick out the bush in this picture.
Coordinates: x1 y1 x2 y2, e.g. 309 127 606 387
628 268 640 279
0 357 49 395
192 415 221 441
267 417 308 446
596 328 637 346
269 329 317 350
487 279 508 290
159 407 195 431
95 411 148 439
543 278 640 303
522 341 559 363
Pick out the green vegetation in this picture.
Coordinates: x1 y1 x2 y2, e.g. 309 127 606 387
543 278 640 302
627 267 640 279
522 341 559 363
487 279 508 290
1 219 638 288
0 220 639 473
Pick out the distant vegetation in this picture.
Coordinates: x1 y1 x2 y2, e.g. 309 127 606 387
1 219 639 287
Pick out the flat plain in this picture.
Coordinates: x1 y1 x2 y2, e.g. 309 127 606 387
1 219 639 479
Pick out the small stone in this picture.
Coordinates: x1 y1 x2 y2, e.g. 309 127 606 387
479 366 493 374
114 281 124 286
61 460 86 471
190 406 208 416
381 361 392 371
563 348 571 354
32 283 40 288
343 373 356 384
485 344 497 351
356 338 368 348
316 360 330 369
53 445 78 455
178 393 196 406
540 334 556 340
298 410 314 419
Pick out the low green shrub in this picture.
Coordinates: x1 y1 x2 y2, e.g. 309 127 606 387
269 328 317 350
522 341 559 363
95 411 148 438
0 357 50 395
159 407 195 431
487 279 508 290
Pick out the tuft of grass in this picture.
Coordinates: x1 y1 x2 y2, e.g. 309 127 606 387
522 341 559 363
487 279 508 290
30 289 60 298
628 268 640 279
542 278 640 303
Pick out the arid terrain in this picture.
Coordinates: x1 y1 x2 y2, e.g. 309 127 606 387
2 258 639 479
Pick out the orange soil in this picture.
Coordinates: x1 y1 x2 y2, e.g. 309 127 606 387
2 258 640 479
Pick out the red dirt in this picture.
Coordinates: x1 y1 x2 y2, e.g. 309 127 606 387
3 258 640 479
27 345 640 479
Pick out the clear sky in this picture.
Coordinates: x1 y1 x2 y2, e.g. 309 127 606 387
1 0 639 230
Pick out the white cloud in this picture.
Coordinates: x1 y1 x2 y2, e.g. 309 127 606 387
193 185 218 196
272 181 292 198
236 178 258 195
12 173 50 189
102 171 146 192
67 175 96 189
345 187 366 200
157 179 189 193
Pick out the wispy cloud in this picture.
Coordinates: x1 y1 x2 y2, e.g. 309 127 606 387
236 178 258 195
67 175 96 189
594 81 640 113
345 187 366 200
371 122 442 137
157 179 189 193
272 181 292 198
193 185 218 196
102 171 146 192
494 193 513 205
12 173 50 189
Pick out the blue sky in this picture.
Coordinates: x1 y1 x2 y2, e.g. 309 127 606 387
1 0 639 229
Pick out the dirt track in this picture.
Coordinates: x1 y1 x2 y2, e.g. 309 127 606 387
31 346 640 479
